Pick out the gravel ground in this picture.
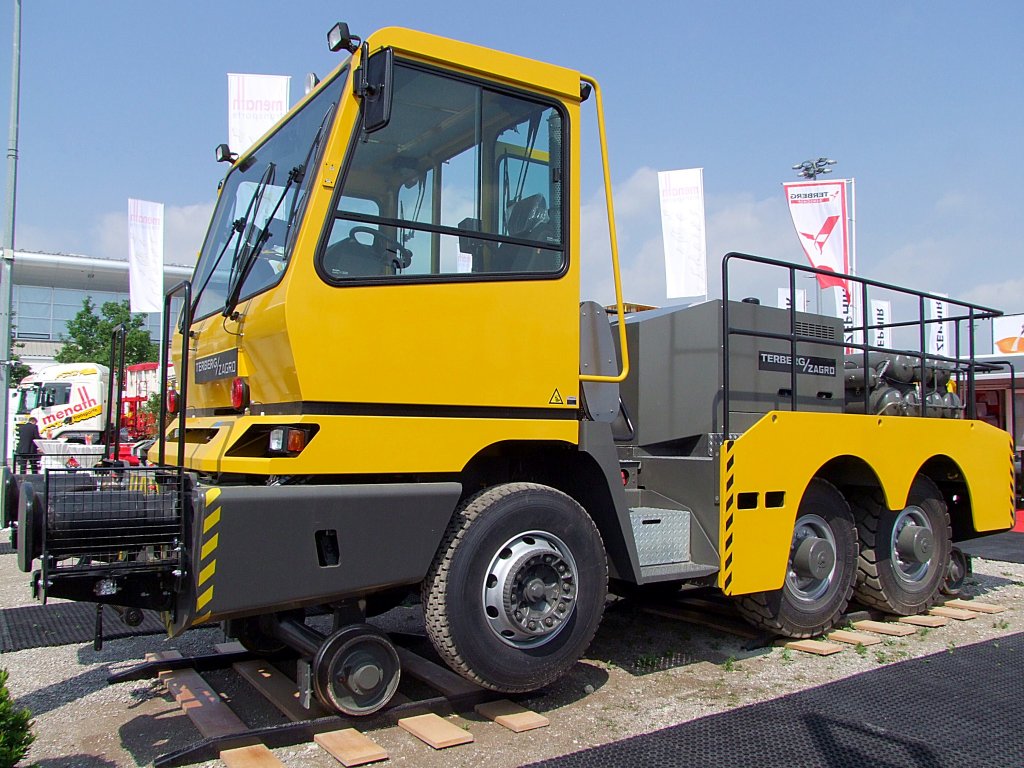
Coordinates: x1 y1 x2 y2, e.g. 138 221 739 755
1 525 1020 768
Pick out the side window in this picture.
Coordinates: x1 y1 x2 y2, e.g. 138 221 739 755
322 63 565 282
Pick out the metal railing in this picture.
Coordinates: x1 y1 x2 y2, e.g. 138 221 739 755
721 252 1002 436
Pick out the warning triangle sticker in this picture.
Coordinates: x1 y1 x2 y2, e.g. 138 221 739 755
549 389 563 405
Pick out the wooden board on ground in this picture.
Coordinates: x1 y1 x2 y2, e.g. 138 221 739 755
398 713 474 749
149 650 250 740
214 641 248 654
943 599 1006 614
899 614 948 628
161 666 249 739
929 605 978 621
851 620 917 637
233 659 331 721
314 728 388 767
220 744 285 768
475 699 550 732
784 639 844 656
394 646 484 698
826 629 882 646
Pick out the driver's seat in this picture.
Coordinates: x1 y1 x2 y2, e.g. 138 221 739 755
493 194 551 272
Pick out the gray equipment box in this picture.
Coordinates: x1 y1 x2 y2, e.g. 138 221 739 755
617 300 844 449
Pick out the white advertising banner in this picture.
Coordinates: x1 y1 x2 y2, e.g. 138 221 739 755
870 299 892 349
228 73 291 153
776 287 808 312
784 180 851 296
127 198 164 314
658 168 707 299
926 294 952 357
993 313 1024 354
838 286 862 351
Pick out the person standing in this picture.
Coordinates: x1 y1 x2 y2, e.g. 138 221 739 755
15 417 42 474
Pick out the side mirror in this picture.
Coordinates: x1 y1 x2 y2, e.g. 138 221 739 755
360 48 394 134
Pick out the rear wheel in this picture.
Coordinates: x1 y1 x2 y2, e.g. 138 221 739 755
735 478 858 637
422 483 607 692
853 475 951 615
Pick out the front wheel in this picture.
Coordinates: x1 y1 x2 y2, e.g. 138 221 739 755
734 478 858 637
422 483 607 692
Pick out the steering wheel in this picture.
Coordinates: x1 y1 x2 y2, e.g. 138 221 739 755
344 226 412 270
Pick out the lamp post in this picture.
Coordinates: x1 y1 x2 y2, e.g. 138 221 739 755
1 0 22 478
792 157 837 180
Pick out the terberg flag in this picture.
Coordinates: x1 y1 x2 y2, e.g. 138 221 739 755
784 180 851 296
127 198 164 314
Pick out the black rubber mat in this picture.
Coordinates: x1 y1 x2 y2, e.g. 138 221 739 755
958 531 1024 563
0 602 166 652
527 633 1024 768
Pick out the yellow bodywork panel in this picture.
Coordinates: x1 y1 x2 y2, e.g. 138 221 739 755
719 411 1015 596
175 414 577 475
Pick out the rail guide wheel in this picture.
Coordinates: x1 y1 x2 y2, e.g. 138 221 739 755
312 624 401 716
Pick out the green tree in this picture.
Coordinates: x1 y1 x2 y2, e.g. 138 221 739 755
55 298 159 367
0 668 34 768
7 345 32 385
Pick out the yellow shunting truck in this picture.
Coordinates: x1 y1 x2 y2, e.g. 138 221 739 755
8 23 1013 716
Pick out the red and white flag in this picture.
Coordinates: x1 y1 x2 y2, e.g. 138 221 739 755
784 180 851 295
127 198 164 313
228 73 291 153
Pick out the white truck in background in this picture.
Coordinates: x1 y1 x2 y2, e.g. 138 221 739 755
9 363 110 449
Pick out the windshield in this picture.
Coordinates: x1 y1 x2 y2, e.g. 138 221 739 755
191 67 349 319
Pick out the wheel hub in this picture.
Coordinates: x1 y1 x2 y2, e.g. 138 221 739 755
792 536 836 580
483 531 578 648
785 513 838 603
890 505 935 583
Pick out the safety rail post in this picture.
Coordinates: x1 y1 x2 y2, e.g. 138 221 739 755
158 282 191 469
722 255 732 437
104 324 127 462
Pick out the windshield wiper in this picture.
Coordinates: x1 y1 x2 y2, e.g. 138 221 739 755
189 216 245 321
284 103 336 254
223 161 302 318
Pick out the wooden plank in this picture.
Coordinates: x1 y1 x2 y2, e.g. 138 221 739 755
215 641 248 654
783 639 844 656
314 728 388 766
474 699 550 732
826 629 883 646
233 659 331 722
899 614 948 628
851 620 917 637
162 666 249 738
929 605 978 621
220 744 285 768
943 599 1006 614
395 646 483 698
398 713 474 749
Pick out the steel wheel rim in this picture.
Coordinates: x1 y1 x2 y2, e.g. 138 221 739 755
786 513 837 603
482 530 578 648
891 505 933 584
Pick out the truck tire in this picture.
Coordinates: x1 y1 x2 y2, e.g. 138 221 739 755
853 475 951 615
422 482 607 692
734 479 858 638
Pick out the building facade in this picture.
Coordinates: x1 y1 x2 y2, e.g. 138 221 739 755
10 249 193 372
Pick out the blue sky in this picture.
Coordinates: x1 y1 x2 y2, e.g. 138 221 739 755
1 2 1022 312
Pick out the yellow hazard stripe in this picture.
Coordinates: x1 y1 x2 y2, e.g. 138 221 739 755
197 559 216 587
203 506 221 534
196 585 214 612
200 532 219 561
